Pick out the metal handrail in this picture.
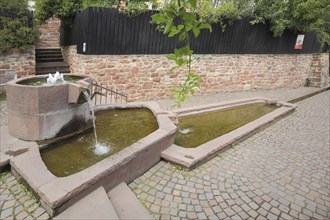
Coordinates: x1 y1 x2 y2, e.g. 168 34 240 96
89 80 127 106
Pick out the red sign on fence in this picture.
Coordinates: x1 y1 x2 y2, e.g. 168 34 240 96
294 35 305 49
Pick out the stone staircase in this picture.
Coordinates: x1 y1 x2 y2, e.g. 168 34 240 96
54 183 153 220
36 48 70 75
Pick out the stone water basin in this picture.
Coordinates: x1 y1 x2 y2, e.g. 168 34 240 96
41 108 159 177
6 74 92 141
161 97 297 168
10 102 176 216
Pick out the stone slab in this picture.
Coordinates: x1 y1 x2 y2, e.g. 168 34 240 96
108 182 153 220
54 187 118 220
0 125 38 168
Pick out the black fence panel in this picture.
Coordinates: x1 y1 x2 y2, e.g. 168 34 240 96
60 7 322 54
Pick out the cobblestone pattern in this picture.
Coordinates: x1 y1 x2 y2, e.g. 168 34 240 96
0 172 50 220
129 91 330 219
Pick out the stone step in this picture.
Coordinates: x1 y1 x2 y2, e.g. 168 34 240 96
36 48 70 75
36 57 64 62
107 182 153 220
54 187 119 220
36 48 61 53
36 53 63 58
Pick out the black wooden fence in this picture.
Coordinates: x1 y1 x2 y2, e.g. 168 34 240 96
61 7 322 55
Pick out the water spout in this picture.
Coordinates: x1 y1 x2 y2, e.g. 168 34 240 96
82 90 110 155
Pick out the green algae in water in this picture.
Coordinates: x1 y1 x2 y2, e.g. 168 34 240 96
175 103 278 148
41 108 158 177
18 75 84 86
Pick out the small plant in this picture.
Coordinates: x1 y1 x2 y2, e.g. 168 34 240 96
151 0 212 107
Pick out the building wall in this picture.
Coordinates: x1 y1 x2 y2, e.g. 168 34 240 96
36 17 60 48
63 46 328 101
0 46 36 79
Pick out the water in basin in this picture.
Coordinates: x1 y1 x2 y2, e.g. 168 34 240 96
175 103 278 148
18 75 84 86
41 108 158 177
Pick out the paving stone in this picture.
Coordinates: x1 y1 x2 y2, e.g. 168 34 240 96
0 207 13 219
187 211 197 219
196 212 207 220
2 200 16 210
270 207 281 216
248 209 259 219
203 207 214 217
267 212 278 220
257 207 268 217
194 205 202 212
15 211 29 219
223 207 235 217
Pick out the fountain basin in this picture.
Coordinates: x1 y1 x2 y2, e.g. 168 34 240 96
161 97 297 169
6 74 92 141
41 108 159 177
10 102 176 216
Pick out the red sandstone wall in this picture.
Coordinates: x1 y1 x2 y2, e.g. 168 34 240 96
62 46 328 101
36 17 61 48
0 46 36 78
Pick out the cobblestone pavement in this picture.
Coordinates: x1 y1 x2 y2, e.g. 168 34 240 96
129 90 330 219
0 172 50 220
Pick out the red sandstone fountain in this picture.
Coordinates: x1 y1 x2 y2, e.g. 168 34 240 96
6 73 92 141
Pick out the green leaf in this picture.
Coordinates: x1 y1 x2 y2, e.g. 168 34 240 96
177 25 184 31
192 27 200 38
151 14 167 23
179 32 186 41
188 0 197 8
164 21 173 34
199 23 212 32
166 53 176 60
174 48 182 56
168 27 180 37
185 23 193 31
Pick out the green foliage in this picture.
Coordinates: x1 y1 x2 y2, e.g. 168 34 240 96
81 0 118 9
0 0 38 53
119 0 149 17
197 0 239 23
252 0 329 49
34 0 79 25
152 0 212 107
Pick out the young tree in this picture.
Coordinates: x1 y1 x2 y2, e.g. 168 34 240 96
152 0 212 107
0 0 38 53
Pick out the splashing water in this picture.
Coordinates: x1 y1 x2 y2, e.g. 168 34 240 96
179 128 192 134
82 90 110 155
47 71 65 85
